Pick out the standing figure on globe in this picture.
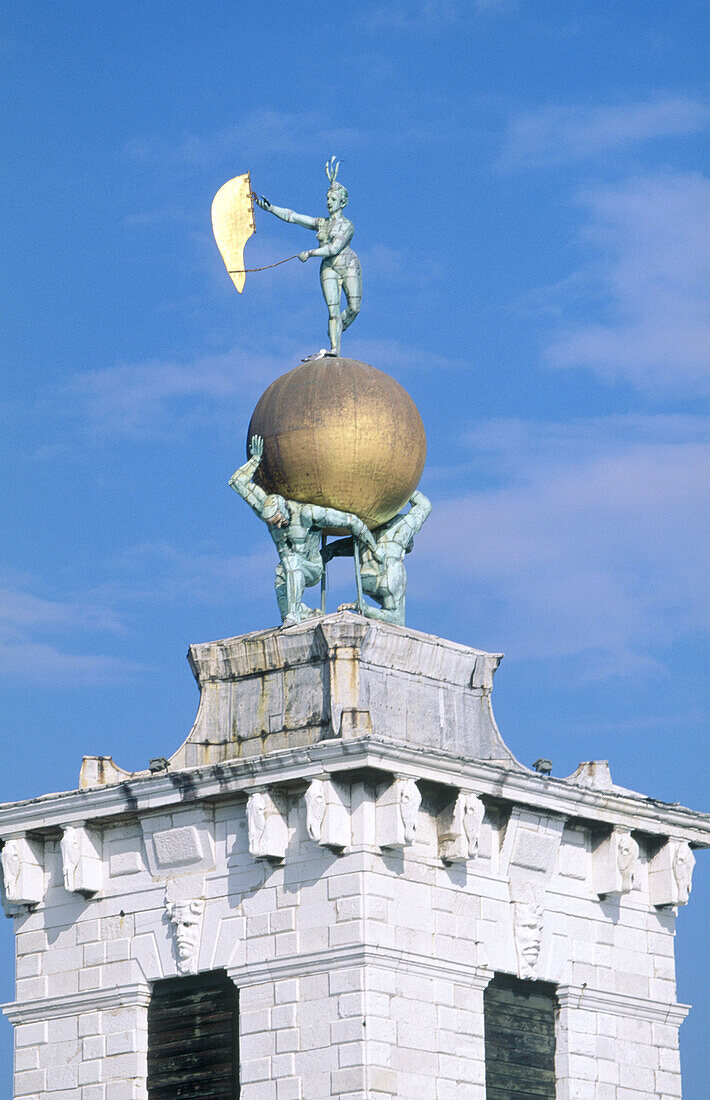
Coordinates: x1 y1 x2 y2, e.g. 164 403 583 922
323 490 432 626
230 435 380 626
255 157 362 357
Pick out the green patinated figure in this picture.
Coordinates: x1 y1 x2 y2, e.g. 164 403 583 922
324 491 432 626
255 157 362 357
229 435 380 626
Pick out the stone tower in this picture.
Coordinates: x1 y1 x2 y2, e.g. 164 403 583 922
1 611 707 1098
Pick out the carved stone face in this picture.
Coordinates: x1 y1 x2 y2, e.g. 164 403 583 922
168 899 205 973
515 902 543 977
305 780 326 842
672 842 695 903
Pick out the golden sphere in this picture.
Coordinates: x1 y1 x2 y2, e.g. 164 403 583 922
247 358 426 529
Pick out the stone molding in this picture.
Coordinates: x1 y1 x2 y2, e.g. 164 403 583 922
227 943 493 988
3 736 709 848
2 981 151 1025
556 983 690 1026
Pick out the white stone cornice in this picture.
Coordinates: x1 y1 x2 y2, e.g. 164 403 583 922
556 984 690 1026
0 735 709 847
228 943 493 989
2 981 151 1025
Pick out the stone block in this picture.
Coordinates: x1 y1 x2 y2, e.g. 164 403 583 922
1 836 44 908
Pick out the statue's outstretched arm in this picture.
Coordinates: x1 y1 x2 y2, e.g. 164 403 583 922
229 435 268 516
255 195 318 231
305 505 379 557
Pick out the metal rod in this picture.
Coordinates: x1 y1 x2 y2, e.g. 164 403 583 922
320 533 327 614
353 540 364 615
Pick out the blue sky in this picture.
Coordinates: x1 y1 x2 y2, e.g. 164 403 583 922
2 0 709 1088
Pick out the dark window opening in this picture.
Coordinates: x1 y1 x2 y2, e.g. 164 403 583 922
147 969 239 1099
484 972 557 1099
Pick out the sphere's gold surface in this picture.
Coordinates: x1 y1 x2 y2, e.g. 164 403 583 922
247 358 426 529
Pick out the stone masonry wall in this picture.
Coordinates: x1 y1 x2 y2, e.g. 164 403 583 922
3 762 694 1100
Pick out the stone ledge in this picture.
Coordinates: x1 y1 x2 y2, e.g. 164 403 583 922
2 981 151 1024
3 735 710 847
556 983 690 1026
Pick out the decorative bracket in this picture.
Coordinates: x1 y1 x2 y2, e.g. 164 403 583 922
1 835 44 909
649 838 695 907
304 777 350 851
438 790 485 864
246 789 289 862
60 823 102 897
593 828 640 897
377 776 421 849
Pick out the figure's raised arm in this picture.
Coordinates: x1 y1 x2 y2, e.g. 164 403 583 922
407 490 432 534
254 195 318 230
229 435 268 516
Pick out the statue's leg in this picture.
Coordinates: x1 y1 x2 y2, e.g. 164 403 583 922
361 561 406 626
341 267 362 332
320 266 343 355
274 564 289 622
282 555 322 625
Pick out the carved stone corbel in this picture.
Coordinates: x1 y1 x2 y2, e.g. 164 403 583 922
304 777 350 851
593 828 640 897
649 838 695 907
246 789 288 862
377 776 421 849
438 790 485 864
1 835 44 908
60 823 102 897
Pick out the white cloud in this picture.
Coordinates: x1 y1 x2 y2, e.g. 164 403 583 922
0 642 141 685
0 578 139 685
65 334 466 439
541 172 710 395
66 346 288 438
499 96 710 168
126 111 366 166
412 415 710 679
102 542 273 606
347 336 466 374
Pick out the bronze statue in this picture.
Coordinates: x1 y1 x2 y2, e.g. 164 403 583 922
255 158 362 357
230 435 380 626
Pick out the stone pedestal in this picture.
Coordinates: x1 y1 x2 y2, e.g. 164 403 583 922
1 612 707 1098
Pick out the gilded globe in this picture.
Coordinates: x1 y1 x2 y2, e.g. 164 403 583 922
247 358 426 529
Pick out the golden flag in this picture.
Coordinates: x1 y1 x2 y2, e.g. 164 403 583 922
211 173 255 293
